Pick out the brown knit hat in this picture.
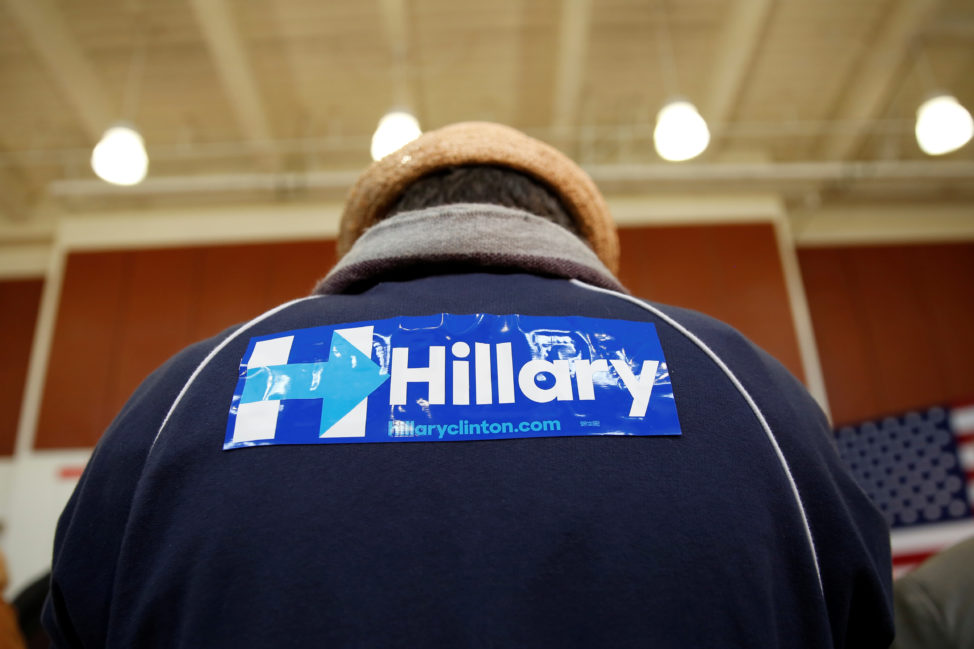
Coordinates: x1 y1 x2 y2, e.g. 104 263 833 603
337 121 620 274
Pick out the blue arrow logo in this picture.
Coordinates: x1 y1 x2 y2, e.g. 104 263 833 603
239 330 388 438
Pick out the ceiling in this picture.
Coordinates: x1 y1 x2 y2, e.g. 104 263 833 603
1 0 973 223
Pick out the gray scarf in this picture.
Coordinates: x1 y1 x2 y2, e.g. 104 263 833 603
314 203 626 295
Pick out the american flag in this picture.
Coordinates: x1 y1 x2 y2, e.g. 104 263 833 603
833 402 974 578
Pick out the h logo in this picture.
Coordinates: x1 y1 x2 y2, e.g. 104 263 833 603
230 326 388 444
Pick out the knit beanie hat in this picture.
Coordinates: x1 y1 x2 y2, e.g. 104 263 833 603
337 122 620 275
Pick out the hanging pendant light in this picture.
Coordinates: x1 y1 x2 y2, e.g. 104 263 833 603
91 123 149 186
649 1 708 163
915 94 973 156
92 26 149 186
370 110 422 161
653 100 710 162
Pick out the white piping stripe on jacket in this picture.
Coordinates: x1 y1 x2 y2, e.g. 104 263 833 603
570 278 824 596
148 295 324 457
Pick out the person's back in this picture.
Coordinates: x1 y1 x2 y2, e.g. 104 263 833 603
43 123 893 648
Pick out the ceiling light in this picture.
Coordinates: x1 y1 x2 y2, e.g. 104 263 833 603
653 100 710 162
915 94 973 156
91 124 149 186
370 111 422 161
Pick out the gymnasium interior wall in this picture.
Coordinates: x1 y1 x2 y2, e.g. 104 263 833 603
1 202 972 596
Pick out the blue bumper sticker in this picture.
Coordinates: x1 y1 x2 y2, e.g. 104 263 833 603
225 314 681 449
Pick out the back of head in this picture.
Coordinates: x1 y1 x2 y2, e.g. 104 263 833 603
386 165 579 236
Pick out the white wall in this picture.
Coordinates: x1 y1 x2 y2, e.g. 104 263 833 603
2 451 89 598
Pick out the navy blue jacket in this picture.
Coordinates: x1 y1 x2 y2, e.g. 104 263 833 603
44 209 893 648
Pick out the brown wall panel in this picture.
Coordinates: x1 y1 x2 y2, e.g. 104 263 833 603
191 241 331 339
914 247 974 395
0 279 44 455
37 239 335 449
193 244 275 339
799 243 974 425
38 253 127 449
105 248 200 421
618 224 805 383
797 249 881 421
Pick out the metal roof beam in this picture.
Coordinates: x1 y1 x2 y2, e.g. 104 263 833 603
4 0 113 141
0 165 32 222
377 0 416 110
703 0 775 140
817 0 943 161
45 160 974 198
551 0 593 148
188 0 274 155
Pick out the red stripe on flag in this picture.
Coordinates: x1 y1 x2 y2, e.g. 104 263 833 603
892 549 938 568
58 465 85 480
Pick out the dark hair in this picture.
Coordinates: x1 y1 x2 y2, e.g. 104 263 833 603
385 165 579 235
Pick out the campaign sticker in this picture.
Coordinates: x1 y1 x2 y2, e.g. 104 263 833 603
224 313 681 449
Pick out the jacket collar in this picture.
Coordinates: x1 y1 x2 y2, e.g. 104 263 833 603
314 203 626 295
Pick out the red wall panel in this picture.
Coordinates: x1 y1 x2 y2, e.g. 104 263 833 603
36 240 335 449
799 243 974 425
39 252 127 449
0 279 43 455
618 223 805 383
